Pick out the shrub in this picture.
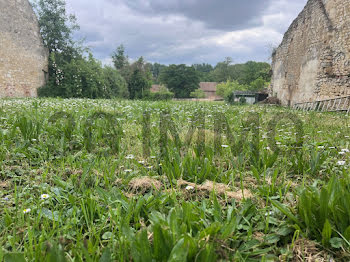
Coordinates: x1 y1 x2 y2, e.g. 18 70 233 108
216 80 249 102
190 89 206 99
147 86 174 101
38 53 128 99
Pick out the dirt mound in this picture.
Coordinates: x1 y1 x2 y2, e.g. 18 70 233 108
259 96 281 105
177 179 252 201
128 177 163 194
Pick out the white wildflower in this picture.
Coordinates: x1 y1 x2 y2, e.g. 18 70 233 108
337 161 346 166
221 145 229 148
40 194 50 200
126 154 135 160
185 186 194 190
23 208 31 214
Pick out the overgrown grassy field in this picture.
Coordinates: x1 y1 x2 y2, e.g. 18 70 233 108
1 99 350 261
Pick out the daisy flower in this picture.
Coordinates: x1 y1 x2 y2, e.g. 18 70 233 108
23 208 31 214
125 154 135 160
337 161 346 166
41 194 50 200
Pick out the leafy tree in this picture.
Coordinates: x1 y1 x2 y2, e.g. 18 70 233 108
150 63 167 84
249 77 268 91
193 63 214 82
160 65 200 98
235 61 271 85
209 59 271 85
216 80 248 100
103 66 129 98
209 57 233 82
127 57 152 99
34 0 79 54
112 45 128 70
35 0 128 99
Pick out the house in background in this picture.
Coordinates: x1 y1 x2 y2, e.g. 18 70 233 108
199 82 223 101
151 82 223 101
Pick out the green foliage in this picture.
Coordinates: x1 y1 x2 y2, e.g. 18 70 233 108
34 0 79 54
216 80 248 100
160 65 200 98
209 57 233 82
126 58 152 100
112 45 128 70
148 87 174 101
250 77 269 91
207 59 271 86
192 63 215 82
103 66 129 98
150 63 167 84
273 174 350 249
190 89 206 99
38 53 127 98
111 48 152 100
2 99 350 260
35 0 129 99
128 68 151 99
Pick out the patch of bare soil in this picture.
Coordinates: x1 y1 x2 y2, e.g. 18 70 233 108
290 238 331 262
0 181 10 189
128 177 163 194
177 179 252 201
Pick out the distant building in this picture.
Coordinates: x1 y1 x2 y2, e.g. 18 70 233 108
233 91 268 104
199 82 223 101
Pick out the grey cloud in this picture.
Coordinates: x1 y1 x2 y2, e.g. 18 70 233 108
67 0 308 65
118 0 275 31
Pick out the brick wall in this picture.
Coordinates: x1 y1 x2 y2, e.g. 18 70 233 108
0 0 48 98
271 0 350 105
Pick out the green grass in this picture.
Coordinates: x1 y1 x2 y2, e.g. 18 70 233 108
0 98 350 261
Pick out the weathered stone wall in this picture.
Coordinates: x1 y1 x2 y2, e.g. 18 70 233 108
271 0 350 106
0 0 48 98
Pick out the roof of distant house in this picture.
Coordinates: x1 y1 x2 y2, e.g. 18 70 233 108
199 82 218 92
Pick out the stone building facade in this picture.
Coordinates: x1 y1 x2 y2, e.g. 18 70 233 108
0 0 48 98
271 0 350 106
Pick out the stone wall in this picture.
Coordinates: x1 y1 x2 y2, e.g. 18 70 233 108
271 0 350 106
0 0 48 98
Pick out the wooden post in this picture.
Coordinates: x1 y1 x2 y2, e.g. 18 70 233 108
337 97 343 111
331 99 337 111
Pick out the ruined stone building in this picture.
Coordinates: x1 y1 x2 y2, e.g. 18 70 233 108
0 0 48 97
271 0 350 106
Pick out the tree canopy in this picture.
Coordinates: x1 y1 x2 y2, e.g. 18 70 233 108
159 65 200 98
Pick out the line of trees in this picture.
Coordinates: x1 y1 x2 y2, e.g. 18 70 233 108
34 0 271 100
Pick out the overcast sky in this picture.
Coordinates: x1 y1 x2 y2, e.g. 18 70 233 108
66 0 307 65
